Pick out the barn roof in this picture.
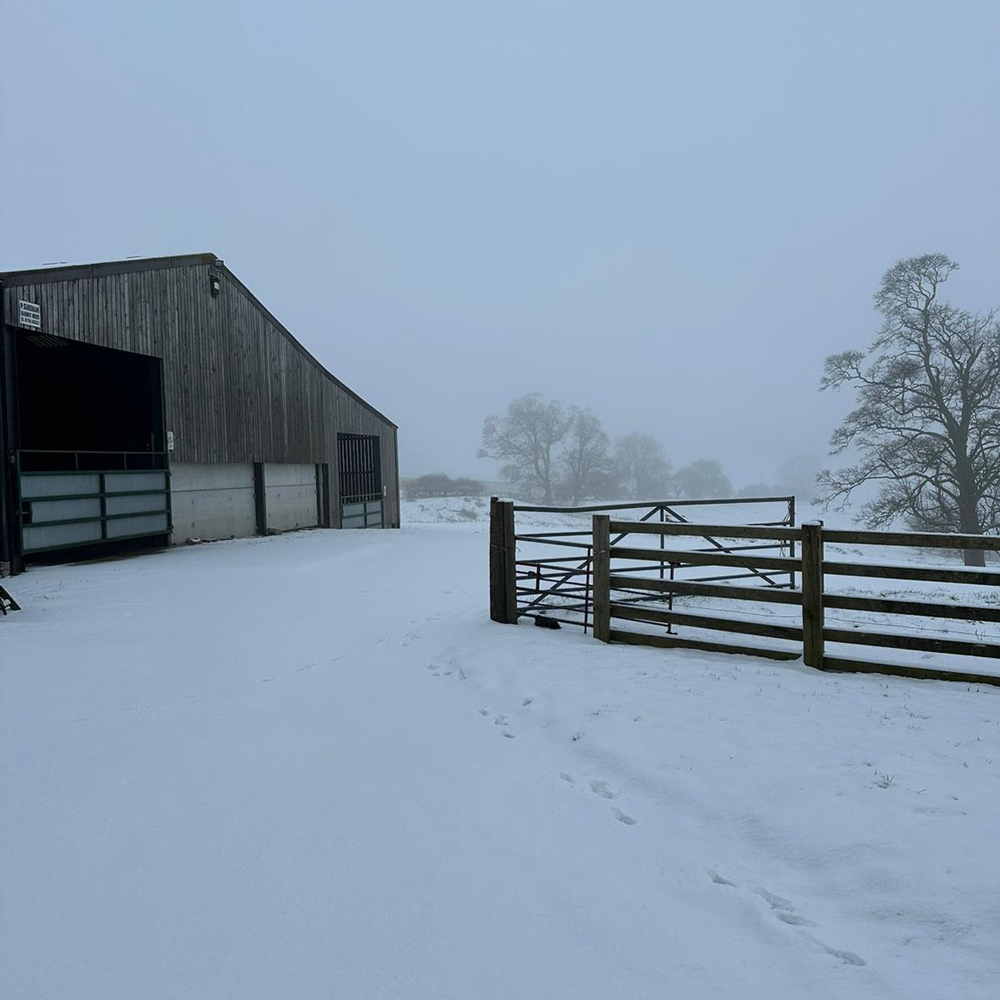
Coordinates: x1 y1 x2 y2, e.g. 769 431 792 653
0 253 396 428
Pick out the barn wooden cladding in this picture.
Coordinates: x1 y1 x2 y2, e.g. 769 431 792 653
0 252 399 571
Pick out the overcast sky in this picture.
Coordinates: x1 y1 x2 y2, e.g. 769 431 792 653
2 0 998 486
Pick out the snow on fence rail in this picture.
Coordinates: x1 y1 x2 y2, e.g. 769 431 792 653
591 518 1000 687
489 494 797 630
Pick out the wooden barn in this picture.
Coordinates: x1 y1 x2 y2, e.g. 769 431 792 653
0 253 399 576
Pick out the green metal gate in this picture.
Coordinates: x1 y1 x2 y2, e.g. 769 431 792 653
337 434 384 528
16 450 171 555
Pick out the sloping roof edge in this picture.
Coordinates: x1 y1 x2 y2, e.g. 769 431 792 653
0 253 397 429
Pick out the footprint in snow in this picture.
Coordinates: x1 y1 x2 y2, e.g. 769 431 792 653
817 942 865 966
756 888 816 926
589 780 616 799
707 869 737 887
559 772 575 784
478 708 489 716
755 888 863 964
502 732 516 739
756 888 794 911
611 808 637 826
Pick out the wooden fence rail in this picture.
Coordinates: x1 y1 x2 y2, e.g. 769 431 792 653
491 494 797 631
590 516 1000 688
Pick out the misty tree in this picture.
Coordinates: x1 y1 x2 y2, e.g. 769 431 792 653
614 433 672 500
737 481 775 498
559 408 613 505
673 459 733 499
479 393 572 503
818 254 1000 565
773 455 822 501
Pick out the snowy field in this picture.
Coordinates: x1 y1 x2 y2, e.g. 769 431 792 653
2 498 999 999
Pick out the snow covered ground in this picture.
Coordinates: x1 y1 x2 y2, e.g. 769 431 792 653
2 500 999 998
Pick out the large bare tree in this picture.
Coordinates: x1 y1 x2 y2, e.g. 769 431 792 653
614 433 671 500
479 393 572 503
559 408 613 505
818 254 1000 565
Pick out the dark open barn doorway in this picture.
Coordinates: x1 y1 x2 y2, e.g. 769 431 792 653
17 333 164 468
9 333 170 567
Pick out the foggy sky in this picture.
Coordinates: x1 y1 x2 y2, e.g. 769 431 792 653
3 1 998 487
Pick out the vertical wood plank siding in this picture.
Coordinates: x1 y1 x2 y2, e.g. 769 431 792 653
1 256 399 527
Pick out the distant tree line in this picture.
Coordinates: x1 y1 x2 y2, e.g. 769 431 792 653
404 473 486 499
476 393 804 504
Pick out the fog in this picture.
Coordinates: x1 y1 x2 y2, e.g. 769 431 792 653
3 1 998 488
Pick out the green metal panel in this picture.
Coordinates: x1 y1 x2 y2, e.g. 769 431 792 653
17 451 172 554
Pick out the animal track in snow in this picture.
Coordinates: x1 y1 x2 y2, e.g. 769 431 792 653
707 869 737 887
711 877 864 965
559 772 575 784
478 708 489 716
775 911 817 927
611 808 637 826
756 888 794 911
756 888 864 964
502 731 516 739
296 655 342 673
589 780 616 799
817 942 865 966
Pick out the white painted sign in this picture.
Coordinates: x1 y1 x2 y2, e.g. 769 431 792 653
166 431 175 452
18 300 41 331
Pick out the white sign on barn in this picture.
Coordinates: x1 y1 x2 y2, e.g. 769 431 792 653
18 300 41 331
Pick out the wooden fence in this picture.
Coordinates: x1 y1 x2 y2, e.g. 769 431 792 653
591 517 1000 687
490 494 796 630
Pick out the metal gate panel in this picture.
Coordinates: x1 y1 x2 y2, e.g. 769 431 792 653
17 453 172 554
337 434 383 529
342 497 383 528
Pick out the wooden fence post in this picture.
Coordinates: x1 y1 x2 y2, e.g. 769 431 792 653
489 497 518 624
801 520 824 668
593 514 611 642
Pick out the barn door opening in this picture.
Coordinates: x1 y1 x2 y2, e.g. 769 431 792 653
337 433 383 528
13 332 170 563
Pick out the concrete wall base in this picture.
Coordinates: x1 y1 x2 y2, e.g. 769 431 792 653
170 462 321 543
170 463 256 543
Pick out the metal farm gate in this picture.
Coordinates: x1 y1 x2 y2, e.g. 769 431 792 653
15 450 171 556
337 433 384 528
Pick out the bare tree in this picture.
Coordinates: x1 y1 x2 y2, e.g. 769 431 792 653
614 433 671 500
773 454 822 501
559 408 613 505
479 393 572 503
674 459 733 499
818 254 1000 565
